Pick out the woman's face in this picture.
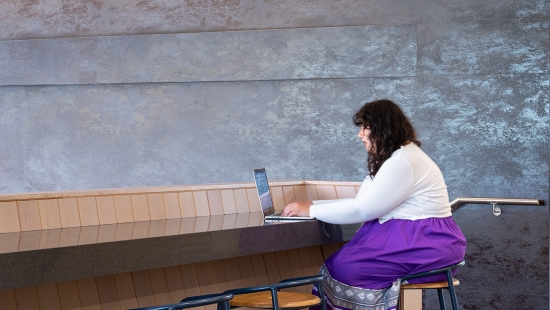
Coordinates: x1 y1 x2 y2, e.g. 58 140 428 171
358 126 373 153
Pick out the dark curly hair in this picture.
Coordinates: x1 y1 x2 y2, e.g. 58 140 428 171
352 99 421 177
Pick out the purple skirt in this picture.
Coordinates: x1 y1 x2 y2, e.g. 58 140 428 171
311 217 466 310
325 216 467 289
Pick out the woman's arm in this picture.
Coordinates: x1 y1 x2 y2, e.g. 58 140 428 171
309 158 415 224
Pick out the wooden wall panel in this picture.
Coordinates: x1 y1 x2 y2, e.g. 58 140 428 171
224 257 244 289
59 227 81 247
113 195 134 223
270 186 285 210
76 278 102 310
77 197 100 227
57 280 83 310
97 224 117 243
164 266 187 303
234 188 250 213
262 252 282 284
132 221 150 240
0 201 20 233
282 186 296 205
38 199 62 230
18 231 41 252
131 194 151 222
14 286 40 310
163 193 182 219
294 186 308 202
148 268 172 306
40 229 62 249
209 259 231 293
149 220 166 238
147 193 167 221
78 226 99 245
96 275 121 310
114 273 138 309
246 188 261 212
0 289 17 310
220 189 237 215
335 186 357 199
0 245 344 310
36 283 62 310
178 192 197 218
206 190 224 216
305 185 318 201
132 270 156 307
114 223 133 241
0 232 19 254
59 198 82 228
193 191 210 217
17 200 41 231
314 186 338 200
95 196 117 225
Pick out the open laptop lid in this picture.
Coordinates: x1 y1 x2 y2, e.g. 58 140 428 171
253 168 315 221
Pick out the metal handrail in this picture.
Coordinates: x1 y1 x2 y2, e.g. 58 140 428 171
450 197 544 216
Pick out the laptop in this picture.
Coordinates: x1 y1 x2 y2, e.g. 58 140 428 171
253 168 315 221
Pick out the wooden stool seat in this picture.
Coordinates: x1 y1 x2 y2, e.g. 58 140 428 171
401 278 460 289
230 291 321 309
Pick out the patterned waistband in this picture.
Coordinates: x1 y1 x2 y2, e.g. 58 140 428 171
315 264 401 310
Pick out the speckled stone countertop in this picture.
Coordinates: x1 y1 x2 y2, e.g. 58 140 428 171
0 212 360 290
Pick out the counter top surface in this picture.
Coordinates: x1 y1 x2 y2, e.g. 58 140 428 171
0 213 360 290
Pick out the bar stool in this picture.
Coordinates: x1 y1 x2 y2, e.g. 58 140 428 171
225 275 327 310
397 260 465 310
130 292 234 310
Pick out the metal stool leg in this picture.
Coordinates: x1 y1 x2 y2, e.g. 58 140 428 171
437 288 446 310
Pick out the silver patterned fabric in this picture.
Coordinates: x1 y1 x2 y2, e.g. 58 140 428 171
315 264 401 310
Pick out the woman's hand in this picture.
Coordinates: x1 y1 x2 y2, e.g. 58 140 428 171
281 201 313 217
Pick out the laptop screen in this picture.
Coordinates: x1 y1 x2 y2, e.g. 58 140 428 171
253 168 275 216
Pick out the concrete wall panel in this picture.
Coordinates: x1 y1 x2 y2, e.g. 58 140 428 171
0 25 416 85
418 19 549 75
0 0 548 40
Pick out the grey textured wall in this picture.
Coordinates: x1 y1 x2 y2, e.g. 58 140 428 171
0 0 548 309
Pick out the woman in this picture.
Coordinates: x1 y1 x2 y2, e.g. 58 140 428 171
281 99 467 310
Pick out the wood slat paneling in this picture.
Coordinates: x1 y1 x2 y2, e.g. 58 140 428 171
246 188 261 212
193 191 210 217
59 198 82 228
234 188 250 213
282 186 296 205
131 194 151 222
270 187 285 210
164 265 187 303
14 286 41 310
147 193 167 221
96 275 121 310
0 202 20 233
0 289 17 310
77 197 100 227
76 278 102 310
40 229 62 249
57 280 83 310
148 268 172 306
305 185 318 201
114 273 138 309
132 270 156 307
18 231 41 252
335 186 357 199
36 283 62 310
163 193 182 219
0 232 19 254
206 190 224 216
38 199 62 230
314 186 338 200
294 186 308 202
178 192 196 218
17 200 41 231
220 189 237 215
96 196 117 225
78 226 99 245
113 195 134 223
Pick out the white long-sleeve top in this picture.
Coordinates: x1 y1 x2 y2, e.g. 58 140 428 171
309 143 452 224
